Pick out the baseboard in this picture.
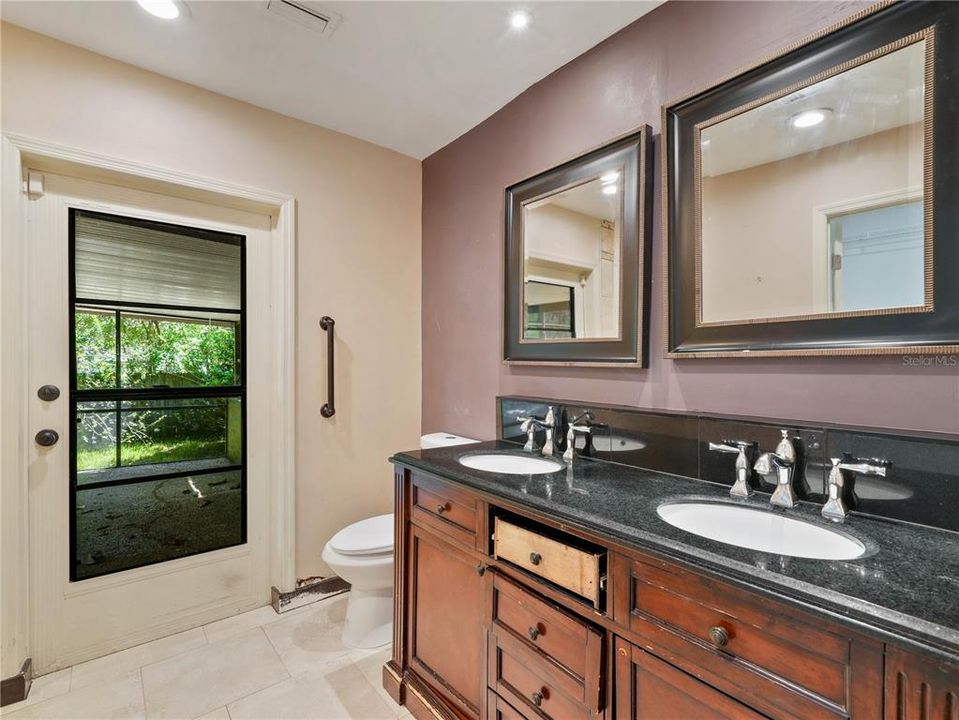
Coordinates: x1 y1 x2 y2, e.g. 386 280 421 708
1 658 32 707
270 576 350 613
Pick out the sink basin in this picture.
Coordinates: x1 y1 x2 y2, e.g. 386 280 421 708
656 501 867 560
458 453 563 475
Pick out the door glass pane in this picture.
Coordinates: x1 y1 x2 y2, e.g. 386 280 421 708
75 310 117 390
75 470 243 580
74 212 241 310
120 314 238 389
525 280 575 339
119 397 238 467
71 209 245 581
76 402 118 471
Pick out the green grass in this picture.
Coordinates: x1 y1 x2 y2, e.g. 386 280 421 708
77 439 226 471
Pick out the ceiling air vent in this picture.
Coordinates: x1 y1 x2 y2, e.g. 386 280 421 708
266 0 342 37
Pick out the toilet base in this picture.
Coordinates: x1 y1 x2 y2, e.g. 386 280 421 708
342 587 393 649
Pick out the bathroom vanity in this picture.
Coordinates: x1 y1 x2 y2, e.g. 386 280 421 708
382 413 959 720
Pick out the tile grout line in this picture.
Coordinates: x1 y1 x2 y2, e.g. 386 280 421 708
214 626 294 717
258 624 297 682
138 666 147 718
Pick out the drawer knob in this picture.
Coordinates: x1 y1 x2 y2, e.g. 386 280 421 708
531 690 545 707
475 564 486 576
436 503 449 514
528 625 541 641
529 552 542 566
709 625 730 648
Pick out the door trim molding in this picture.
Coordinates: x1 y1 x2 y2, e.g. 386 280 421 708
0 133 297 677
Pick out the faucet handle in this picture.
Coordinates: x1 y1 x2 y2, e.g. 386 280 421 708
709 440 755 457
835 456 890 477
563 421 593 462
774 429 797 464
518 417 540 452
710 441 756 499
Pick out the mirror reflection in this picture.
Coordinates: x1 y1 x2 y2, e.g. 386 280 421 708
699 38 928 325
523 172 622 340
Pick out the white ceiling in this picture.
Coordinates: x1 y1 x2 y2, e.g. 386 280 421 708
702 39 925 177
542 177 619 222
1 0 662 159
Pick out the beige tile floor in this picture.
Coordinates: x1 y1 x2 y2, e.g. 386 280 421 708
2 594 411 720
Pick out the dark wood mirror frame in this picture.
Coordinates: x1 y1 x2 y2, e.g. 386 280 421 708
663 1 959 358
504 127 653 366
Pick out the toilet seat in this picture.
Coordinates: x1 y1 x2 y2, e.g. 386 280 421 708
328 513 393 556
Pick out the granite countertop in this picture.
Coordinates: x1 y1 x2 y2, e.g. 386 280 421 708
392 440 959 663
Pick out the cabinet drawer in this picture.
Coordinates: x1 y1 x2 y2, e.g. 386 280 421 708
411 474 480 546
487 690 533 720
614 637 768 720
612 552 882 719
493 517 604 605
488 629 595 720
490 571 604 699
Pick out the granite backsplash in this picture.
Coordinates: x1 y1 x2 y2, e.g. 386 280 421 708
498 396 959 533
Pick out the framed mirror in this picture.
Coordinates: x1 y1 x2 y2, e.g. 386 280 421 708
664 2 959 357
505 127 652 365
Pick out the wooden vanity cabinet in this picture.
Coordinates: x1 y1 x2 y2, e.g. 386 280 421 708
388 467 952 720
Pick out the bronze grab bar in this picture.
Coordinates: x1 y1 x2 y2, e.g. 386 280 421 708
320 316 335 418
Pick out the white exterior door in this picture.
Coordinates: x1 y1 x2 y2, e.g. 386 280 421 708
23 171 275 673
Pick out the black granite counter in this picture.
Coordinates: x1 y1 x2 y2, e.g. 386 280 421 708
392 441 959 663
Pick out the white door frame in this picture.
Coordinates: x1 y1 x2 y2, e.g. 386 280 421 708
0 133 297 677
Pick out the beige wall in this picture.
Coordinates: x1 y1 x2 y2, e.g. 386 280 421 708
0 24 422 583
701 122 923 322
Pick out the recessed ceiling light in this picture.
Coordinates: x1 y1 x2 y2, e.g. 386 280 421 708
136 0 179 19
602 185 617 195
510 11 530 30
791 108 832 129
600 171 619 185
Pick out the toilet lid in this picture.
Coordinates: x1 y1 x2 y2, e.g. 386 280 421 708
329 514 394 556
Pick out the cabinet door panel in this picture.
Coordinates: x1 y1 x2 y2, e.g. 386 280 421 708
884 645 959 720
408 524 485 719
614 637 768 720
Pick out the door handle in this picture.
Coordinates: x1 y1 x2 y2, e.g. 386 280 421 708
35 429 59 447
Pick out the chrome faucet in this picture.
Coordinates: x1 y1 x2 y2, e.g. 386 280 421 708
563 411 594 464
708 440 757 498
754 430 798 509
517 406 558 457
822 456 891 523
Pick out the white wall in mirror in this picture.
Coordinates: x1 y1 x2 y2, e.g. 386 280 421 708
522 174 622 339
699 38 927 325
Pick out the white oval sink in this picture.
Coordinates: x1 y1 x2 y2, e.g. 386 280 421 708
657 502 867 560
458 453 563 475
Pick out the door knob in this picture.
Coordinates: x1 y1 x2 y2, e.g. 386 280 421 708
37 385 60 401
35 429 59 447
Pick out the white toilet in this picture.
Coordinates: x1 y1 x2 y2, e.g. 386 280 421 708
322 432 478 649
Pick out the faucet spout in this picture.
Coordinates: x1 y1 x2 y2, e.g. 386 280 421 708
754 430 798 509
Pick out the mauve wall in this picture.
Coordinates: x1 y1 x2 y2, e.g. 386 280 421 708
422 0 959 441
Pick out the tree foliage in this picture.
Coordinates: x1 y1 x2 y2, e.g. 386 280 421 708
75 311 237 389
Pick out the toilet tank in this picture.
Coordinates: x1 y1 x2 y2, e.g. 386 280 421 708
420 432 479 449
